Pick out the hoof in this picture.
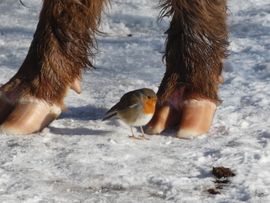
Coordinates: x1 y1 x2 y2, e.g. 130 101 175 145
176 99 216 139
0 97 62 135
146 104 179 135
0 92 14 124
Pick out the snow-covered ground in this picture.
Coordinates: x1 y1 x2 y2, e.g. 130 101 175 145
0 0 270 202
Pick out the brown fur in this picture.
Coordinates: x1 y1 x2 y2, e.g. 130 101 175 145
2 0 107 106
2 0 227 106
158 0 228 103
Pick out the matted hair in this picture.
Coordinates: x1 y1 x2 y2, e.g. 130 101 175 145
158 0 228 103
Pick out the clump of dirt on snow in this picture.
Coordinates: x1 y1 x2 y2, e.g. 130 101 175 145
212 166 236 179
207 166 236 195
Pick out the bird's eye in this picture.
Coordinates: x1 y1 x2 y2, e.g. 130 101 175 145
147 96 151 99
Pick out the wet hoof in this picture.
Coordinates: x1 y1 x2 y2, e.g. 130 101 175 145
176 99 216 139
146 88 217 138
0 97 62 135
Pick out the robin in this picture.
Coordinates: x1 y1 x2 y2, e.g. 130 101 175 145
103 88 157 139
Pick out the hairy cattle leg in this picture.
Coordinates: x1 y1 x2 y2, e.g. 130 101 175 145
147 0 228 138
0 0 107 134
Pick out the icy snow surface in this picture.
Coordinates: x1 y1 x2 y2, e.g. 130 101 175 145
0 0 270 202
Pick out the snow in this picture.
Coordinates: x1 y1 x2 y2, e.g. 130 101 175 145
0 0 270 202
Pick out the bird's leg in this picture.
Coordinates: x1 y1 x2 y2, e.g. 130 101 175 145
0 0 106 135
128 127 149 140
140 126 145 136
130 127 135 137
139 126 149 140
128 127 139 139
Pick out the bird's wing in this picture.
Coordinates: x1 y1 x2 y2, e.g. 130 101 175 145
102 91 141 121
117 91 141 110
102 102 119 121
128 103 140 109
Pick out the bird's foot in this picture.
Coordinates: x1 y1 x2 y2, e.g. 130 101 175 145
140 134 150 140
129 135 149 140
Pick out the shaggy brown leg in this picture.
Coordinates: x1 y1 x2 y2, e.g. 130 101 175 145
0 0 107 135
147 0 228 138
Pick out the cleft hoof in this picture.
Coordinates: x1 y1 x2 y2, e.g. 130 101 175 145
145 105 171 135
176 99 217 139
0 97 62 135
146 104 179 135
